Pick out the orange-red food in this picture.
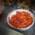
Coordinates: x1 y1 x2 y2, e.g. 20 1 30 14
9 11 33 28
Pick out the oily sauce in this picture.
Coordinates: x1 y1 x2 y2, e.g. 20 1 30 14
9 11 33 28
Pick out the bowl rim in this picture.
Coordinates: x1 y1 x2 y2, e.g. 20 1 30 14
7 9 34 31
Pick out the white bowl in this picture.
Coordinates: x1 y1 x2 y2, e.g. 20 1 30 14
7 9 34 31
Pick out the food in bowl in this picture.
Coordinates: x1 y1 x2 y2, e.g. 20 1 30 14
7 9 34 31
9 11 33 28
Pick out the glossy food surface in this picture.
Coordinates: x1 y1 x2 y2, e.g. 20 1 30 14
9 11 33 28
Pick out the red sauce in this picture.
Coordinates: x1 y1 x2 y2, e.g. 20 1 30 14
9 11 32 28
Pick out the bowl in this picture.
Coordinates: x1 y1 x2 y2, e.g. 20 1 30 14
7 9 34 31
